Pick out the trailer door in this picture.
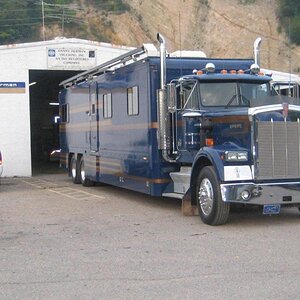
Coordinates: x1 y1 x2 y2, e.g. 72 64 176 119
89 83 99 152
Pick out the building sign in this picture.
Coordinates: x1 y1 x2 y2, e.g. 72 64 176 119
0 82 25 93
47 47 97 69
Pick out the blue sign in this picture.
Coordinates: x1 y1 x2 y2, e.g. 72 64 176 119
0 82 25 88
0 82 26 93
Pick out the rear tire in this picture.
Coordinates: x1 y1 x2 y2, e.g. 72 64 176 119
196 166 230 225
70 155 80 184
79 157 94 187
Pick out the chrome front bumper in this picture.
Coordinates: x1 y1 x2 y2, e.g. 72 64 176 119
221 181 300 205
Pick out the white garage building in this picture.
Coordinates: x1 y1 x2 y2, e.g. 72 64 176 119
0 38 133 177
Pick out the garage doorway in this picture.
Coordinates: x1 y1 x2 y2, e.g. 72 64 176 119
29 70 79 174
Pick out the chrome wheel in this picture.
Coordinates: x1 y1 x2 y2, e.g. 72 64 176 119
79 157 94 186
80 159 85 182
198 178 214 216
71 159 77 179
70 156 80 184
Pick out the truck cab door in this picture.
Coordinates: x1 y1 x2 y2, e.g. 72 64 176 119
89 83 99 152
177 81 202 151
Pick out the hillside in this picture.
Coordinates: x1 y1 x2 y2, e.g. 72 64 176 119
108 0 300 73
1 0 299 73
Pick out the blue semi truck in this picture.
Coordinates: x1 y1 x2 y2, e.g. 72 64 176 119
59 34 300 225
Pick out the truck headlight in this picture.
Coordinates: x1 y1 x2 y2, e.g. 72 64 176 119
225 151 248 162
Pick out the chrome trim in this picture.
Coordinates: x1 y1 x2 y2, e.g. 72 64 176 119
248 104 300 116
271 118 275 177
256 117 300 179
221 181 300 205
298 119 300 175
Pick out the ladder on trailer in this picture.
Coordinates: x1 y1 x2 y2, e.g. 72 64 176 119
59 44 158 88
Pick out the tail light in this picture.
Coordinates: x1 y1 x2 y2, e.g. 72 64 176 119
0 151 2 165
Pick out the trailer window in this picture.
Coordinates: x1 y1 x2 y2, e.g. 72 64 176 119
60 103 69 123
91 92 96 115
103 93 112 119
127 86 139 116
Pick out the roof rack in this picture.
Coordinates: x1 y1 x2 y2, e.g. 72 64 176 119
60 45 150 88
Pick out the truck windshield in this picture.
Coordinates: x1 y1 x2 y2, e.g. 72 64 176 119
200 82 270 107
181 80 299 109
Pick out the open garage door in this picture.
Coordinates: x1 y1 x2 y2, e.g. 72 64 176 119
29 70 79 174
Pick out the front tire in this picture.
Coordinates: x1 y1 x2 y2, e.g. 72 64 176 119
196 166 230 225
79 157 94 187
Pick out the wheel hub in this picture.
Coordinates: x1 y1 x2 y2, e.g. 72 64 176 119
198 178 213 216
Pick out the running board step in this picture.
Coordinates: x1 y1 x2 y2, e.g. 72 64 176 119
162 192 184 199
169 167 191 194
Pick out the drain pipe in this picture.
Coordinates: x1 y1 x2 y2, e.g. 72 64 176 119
254 37 262 67
156 33 177 163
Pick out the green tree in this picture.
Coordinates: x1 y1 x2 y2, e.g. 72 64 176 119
278 0 300 45
0 0 41 44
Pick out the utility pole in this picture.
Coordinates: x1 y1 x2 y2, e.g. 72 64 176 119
42 0 45 40
62 6 65 36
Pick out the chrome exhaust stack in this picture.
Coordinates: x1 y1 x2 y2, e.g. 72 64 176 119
254 37 262 67
156 33 177 162
157 33 166 90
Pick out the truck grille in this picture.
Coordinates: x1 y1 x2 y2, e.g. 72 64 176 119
256 120 300 179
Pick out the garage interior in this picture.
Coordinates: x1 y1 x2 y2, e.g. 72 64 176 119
29 70 79 174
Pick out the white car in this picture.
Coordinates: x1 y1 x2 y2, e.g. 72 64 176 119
0 150 3 176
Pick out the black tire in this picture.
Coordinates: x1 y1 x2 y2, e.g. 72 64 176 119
70 155 81 184
196 166 230 225
79 157 94 187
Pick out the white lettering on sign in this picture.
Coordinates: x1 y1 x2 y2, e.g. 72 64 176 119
47 47 96 70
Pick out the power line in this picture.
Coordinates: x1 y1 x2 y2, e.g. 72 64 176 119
0 17 43 23
0 21 58 28
0 7 41 12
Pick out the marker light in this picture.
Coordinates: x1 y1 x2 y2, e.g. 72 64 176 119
205 138 214 147
197 70 203 75
250 63 260 74
205 63 215 73
230 70 237 74
238 69 245 74
221 69 228 74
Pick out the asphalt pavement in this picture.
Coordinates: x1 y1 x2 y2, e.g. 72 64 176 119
1 174 300 299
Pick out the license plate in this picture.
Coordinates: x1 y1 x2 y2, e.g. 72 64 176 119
263 204 281 215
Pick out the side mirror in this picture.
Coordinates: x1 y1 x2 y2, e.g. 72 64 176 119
166 83 177 113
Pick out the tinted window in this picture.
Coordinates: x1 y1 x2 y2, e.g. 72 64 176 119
127 86 139 116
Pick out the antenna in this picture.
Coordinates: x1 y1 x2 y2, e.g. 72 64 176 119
178 11 183 77
288 17 292 97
